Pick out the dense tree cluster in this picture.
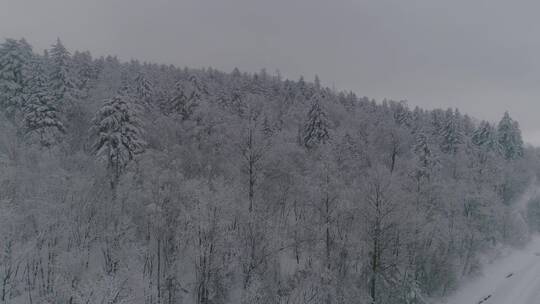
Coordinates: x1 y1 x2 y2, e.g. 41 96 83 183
0 37 537 304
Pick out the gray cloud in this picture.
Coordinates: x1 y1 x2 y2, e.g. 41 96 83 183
2 0 540 143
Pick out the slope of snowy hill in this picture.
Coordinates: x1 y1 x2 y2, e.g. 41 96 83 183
440 236 540 304
0 37 538 304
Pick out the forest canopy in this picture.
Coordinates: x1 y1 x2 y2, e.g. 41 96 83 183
0 37 538 304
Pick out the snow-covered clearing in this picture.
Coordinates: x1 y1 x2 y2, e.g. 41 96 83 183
440 236 540 304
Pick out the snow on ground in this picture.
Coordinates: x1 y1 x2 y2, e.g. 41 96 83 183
439 236 540 304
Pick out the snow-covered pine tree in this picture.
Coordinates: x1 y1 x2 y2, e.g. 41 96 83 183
430 109 445 136
134 72 153 107
296 75 312 101
168 80 190 119
393 101 412 127
497 111 524 160
226 68 249 114
91 89 145 189
0 38 32 116
248 71 269 96
414 131 439 181
23 55 65 147
302 92 330 149
168 75 203 120
72 50 98 97
281 79 296 107
439 108 463 154
49 38 77 108
472 120 500 152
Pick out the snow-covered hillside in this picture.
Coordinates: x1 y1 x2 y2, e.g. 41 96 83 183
0 37 537 303
441 237 540 304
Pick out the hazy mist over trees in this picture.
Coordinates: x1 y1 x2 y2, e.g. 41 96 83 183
0 37 539 304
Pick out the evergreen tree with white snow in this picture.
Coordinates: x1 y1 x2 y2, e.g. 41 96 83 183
72 50 98 97
49 38 77 108
23 56 65 147
393 101 412 127
91 89 145 189
497 111 524 160
0 38 32 116
414 131 439 181
168 75 204 120
472 120 500 152
302 92 330 148
134 72 154 107
439 108 463 154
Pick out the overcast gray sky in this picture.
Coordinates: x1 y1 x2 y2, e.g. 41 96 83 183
2 0 540 144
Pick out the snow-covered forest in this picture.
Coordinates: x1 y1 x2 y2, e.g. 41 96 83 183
0 37 539 304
